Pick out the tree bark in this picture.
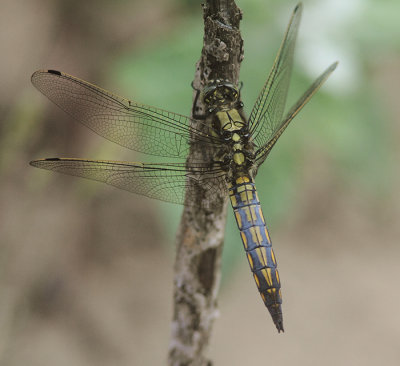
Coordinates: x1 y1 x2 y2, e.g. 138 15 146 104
168 1 243 365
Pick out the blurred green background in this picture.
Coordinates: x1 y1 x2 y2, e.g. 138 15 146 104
1 0 399 365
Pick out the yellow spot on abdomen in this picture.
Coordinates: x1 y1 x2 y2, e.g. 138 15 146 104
255 226 263 244
261 268 273 287
234 211 242 229
255 248 265 266
253 273 260 288
260 247 268 265
243 207 252 223
250 206 257 221
259 208 265 224
240 231 248 249
270 248 277 266
249 227 258 243
229 194 237 207
267 288 277 296
240 191 249 204
247 252 254 269
240 190 253 204
264 227 271 242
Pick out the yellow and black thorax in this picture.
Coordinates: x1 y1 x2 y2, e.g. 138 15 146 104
202 79 256 180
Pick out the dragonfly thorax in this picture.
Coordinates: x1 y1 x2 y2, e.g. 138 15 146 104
211 108 255 178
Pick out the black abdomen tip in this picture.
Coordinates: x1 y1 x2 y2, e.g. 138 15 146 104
269 307 284 333
275 319 284 333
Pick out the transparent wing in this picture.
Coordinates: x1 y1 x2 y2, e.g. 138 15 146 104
248 3 302 148
31 70 217 159
254 62 338 166
30 158 228 208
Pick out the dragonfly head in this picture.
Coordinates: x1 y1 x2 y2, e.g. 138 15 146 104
203 80 239 112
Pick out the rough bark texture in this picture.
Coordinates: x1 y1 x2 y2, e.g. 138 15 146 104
168 1 243 365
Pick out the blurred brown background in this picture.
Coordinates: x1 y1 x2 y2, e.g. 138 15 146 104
1 0 399 365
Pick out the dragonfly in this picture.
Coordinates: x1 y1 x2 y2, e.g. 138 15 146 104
30 3 337 332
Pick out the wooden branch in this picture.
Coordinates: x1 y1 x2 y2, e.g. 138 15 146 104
168 1 243 365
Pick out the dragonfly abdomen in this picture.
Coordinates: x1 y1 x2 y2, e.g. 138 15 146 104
228 176 283 332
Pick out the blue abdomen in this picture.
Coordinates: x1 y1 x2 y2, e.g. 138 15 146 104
228 176 283 332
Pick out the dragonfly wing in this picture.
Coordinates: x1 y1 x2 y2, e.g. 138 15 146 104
248 4 302 148
255 62 338 166
31 70 216 159
30 158 228 207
